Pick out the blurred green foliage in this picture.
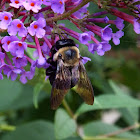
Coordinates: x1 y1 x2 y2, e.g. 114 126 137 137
0 2 140 140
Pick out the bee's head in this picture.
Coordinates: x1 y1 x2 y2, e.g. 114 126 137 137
63 49 76 60
53 46 80 66
55 39 75 50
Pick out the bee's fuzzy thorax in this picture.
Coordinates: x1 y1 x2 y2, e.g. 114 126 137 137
53 46 80 63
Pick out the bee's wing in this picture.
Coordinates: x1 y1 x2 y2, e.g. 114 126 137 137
73 61 94 105
51 60 71 109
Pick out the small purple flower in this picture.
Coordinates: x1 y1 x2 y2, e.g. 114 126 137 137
72 0 81 2
87 17 109 23
1 36 19 52
101 42 111 51
0 12 13 29
0 73 3 80
87 31 95 37
19 61 36 84
28 17 46 38
8 41 27 58
82 57 91 64
104 16 109 23
33 49 39 58
20 72 28 84
51 0 65 14
20 69 35 84
8 19 27 37
33 56 48 69
79 32 91 44
96 44 104 56
26 70 35 80
0 66 3 80
45 25 52 34
7 68 22 81
26 34 34 42
10 0 24 8
30 61 36 74
73 3 89 19
112 30 124 45
0 63 11 76
133 19 140 34
114 17 124 30
23 0 42 13
37 56 46 66
0 52 5 59
0 52 5 68
97 42 111 56
42 0 51 6
88 43 97 54
101 25 112 41
0 53 5 67
12 56 28 68
132 0 140 17
41 42 50 56
34 13 44 20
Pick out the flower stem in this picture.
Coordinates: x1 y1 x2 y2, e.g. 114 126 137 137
46 0 92 23
99 123 140 138
27 44 36 48
43 36 52 49
0 124 16 131
62 99 75 119
35 35 42 56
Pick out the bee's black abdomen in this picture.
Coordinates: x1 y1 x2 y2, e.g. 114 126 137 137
55 39 75 50
47 58 53 64
49 73 56 85
50 46 57 56
46 66 55 75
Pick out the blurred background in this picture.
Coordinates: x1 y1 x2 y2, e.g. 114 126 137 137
0 2 140 140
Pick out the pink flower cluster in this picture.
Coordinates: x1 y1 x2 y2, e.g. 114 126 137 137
0 0 139 83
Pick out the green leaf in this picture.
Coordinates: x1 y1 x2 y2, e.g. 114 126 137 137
76 94 140 116
33 82 45 108
83 137 136 140
0 79 48 112
64 136 82 140
108 80 124 96
0 79 22 111
1 120 55 140
119 63 140 91
109 80 139 125
119 108 139 126
9 84 48 110
83 121 140 139
55 108 77 139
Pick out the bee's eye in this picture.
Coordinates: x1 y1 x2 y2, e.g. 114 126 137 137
58 53 62 58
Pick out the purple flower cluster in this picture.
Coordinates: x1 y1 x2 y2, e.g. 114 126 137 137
0 0 139 83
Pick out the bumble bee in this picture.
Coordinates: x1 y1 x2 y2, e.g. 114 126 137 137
46 39 94 109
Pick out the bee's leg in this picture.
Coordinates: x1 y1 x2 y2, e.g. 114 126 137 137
46 66 56 85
